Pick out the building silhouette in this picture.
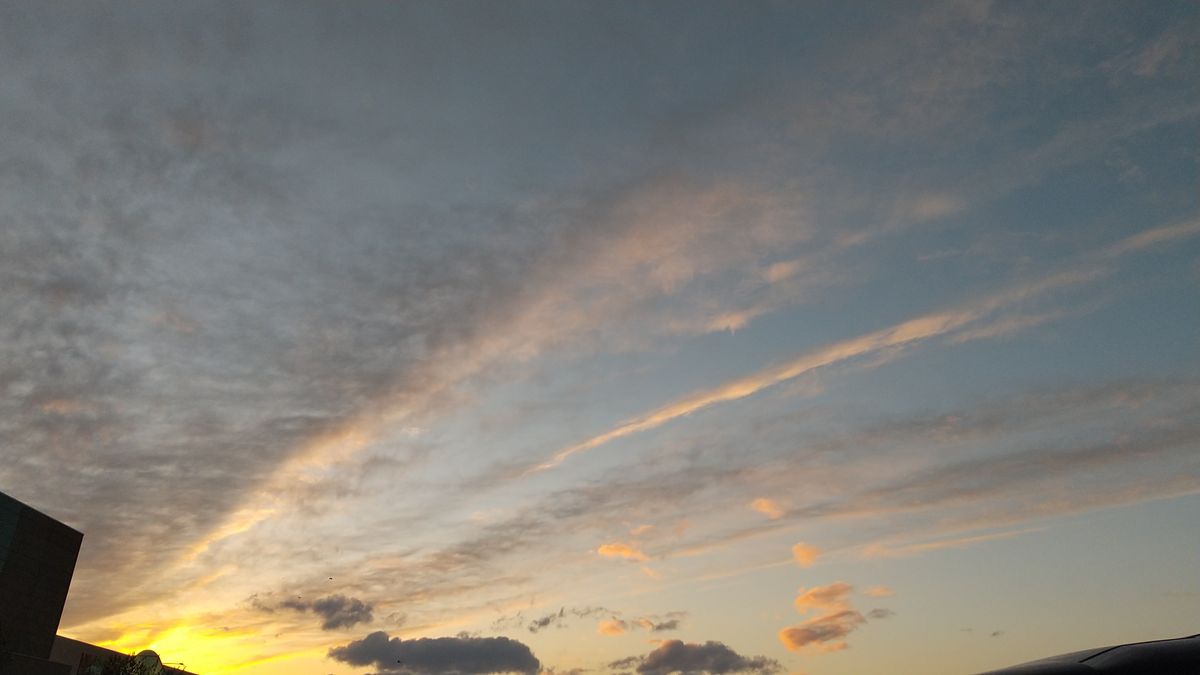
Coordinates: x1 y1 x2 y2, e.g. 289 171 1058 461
0 490 194 675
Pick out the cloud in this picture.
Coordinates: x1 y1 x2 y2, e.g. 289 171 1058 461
750 498 785 520
862 587 894 598
598 619 628 636
599 614 686 636
862 528 1041 559
778 611 866 653
598 542 649 562
492 607 683 638
328 631 540 675
637 618 683 632
260 594 375 631
308 595 374 631
614 640 781 675
793 583 854 614
781 582 894 653
526 608 566 634
791 542 821 567
531 220 1200 473
3 6 1196 668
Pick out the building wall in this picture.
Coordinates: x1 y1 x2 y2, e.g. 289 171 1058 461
0 491 83 661
0 650 73 675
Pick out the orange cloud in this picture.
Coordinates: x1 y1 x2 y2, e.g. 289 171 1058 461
598 619 628 636
862 586 894 598
597 542 649 562
794 582 853 614
750 498 785 520
779 610 866 653
791 542 821 567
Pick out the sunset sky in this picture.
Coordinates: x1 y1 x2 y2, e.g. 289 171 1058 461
1 2 1198 674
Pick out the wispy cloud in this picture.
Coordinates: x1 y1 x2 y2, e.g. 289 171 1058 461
532 220 1199 474
862 528 1044 559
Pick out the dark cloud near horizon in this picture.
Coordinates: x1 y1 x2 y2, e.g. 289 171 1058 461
328 631 540 675
612 640 780 675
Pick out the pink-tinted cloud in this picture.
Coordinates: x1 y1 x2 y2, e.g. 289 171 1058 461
751 498 785 520
791 542 821 567
597 542 649 562
779 610 867 653
794 582 853 614
598 619 628 636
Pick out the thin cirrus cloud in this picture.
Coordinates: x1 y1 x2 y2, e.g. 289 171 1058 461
533 219 1200 473
862 528 1045 559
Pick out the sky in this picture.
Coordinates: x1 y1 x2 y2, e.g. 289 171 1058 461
0 2 1197 674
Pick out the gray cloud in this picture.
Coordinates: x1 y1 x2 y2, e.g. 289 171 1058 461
613 640 780 675
493 607 682 636
309 595 374 630
252 593 376 631
866 608 895 620
328 631 540 675
527 608 566 633
274 594 374 631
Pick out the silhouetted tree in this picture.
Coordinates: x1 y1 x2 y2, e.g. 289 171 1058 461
94 652 155 675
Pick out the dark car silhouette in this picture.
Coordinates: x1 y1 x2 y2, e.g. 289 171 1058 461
978 633 1200 674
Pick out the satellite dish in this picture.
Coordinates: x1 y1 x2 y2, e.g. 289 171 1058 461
134 650 165 675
